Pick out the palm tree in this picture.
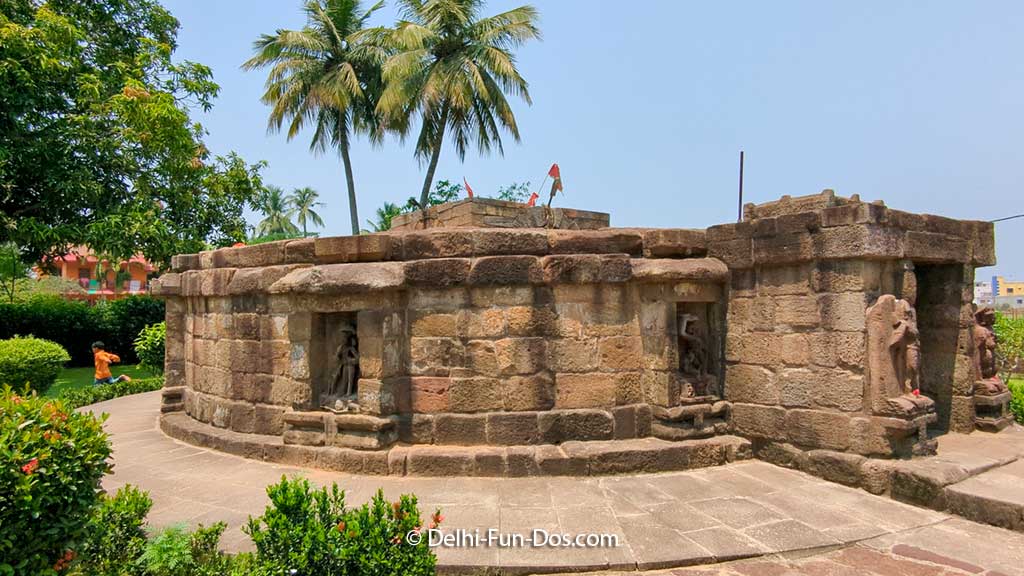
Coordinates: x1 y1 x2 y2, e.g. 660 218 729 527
288 187 326 237
243 0 388 236
365 201 404 232
254 186 301 237
378 0 541 214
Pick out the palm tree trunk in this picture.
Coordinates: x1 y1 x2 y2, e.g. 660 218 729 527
418 104 451 213
340 136 360 235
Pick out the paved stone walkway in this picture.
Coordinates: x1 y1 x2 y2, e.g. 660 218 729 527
88 392 1021 574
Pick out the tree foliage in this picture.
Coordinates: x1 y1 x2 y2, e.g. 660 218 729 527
288 186 325 237
253 186 300 237
378 0 541 210
243 0 389 236
0 0 265 268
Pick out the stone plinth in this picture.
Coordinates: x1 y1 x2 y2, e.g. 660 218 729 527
389 198 610 231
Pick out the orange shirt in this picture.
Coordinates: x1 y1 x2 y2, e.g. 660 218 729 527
94 351 120 379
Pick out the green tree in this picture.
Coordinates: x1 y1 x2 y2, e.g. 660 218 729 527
0 0 266 268
366 201 404 232
254 186 300 237
378 0 540 215
288 186 326 237
243 0 389 236
0 242 28 303
494 181 531 202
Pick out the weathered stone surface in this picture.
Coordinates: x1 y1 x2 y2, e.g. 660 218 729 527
597 336 643 371
218 242 287 268
448 376 504 412
471 229 548 256
539 254 632 284
315 234 394 263
785 409 851 451
732 403 786 440
555 373 617 408
538 409 614 442
494 337 547 375
641 229 707 258
772 295 821 328
408 377 450 413
268 263 403 294
486 412 540 445
467 255 543 285
506 306 558 337
725 364 778 405
433 414 486 445
403 258 470 287
630 258 728 283
503 372 555 411
548 229 643 255
804 449 865 486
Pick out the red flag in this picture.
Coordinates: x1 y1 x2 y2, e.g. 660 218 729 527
526 192 539 207
548 163 560 179
463 177 474 198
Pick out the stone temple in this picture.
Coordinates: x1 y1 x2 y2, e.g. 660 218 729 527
153 191 1012 479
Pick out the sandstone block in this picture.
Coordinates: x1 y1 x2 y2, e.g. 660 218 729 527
785 409 851 451
505 306 558 337
170 254 199 272
641 371 683 406
818 293 867 332
284 238 315 263
406 448 474 476
402 230 474 259
614 372 644 405
725 332 782 366
630 258 728 283
434 414 486 445
467 255 543 285
409 311 457 337
757 264 812 295
804 449 865 486
539 254 632 284
463 340 498 374
403 258 470 287
471 229 548 256
503 372 555 411
642 229 707 258
494 337 547 375
812 260 881 293
773 295 821 328
539 409 614 442
780 333 810 365
456 308 506 338
486 412 540 445
409 377 450 413
732 403 786 440
506 446 539 476
269 262 404 294
597 336 643 371
472 448 507 476
555 373 617 408
410 338 464 376
254 404 286 435
548 229 642 255
807 331 865 368
448 376 504 412
315 234 393 263
724 364 778 405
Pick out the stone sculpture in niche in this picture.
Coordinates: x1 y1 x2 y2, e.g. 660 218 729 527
972 307 1008 395
865 294 934 417
677 313 711 398
322 324 360 413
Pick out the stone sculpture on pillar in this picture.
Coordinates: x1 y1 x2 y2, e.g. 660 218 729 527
971 306 1013 431
865 295 935 417
322 324 360 413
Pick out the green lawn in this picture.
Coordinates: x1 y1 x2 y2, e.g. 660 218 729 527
46 364 156 398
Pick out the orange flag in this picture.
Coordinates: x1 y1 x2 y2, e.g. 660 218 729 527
526 192 539 207
464 177 474 198
548 163 560 179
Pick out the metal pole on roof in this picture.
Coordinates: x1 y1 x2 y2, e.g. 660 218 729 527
737 150 745 222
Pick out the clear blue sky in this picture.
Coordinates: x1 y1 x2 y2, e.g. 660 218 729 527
163 0 1023 280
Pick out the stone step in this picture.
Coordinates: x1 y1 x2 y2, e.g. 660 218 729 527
161 412 751 477
945 459 1024 532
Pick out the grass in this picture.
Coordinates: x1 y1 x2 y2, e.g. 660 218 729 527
46 363 156 398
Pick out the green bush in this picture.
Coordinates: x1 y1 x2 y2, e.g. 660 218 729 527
134 322 166 375
139 523 233 576
1009 379 1024 425
0 387 112 575
77 485 152 576
0 336 71 394
0 294 165 367
245 477 438 576
59 377 164 410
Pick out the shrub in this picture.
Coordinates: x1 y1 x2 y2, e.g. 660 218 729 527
1009 379 1024 425
139 523 233 576
102 296 166 366
59 377 164 410
0 387 112 574
0 294 165 367
77 485 152 576
134 322 166 375
0 336 71 394
245 477 437 576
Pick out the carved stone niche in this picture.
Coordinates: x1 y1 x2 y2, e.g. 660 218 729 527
309 312 361 414
972 306 1014 431
865 294 938 456
650 302 727 440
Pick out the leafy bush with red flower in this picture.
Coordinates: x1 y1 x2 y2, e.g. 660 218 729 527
245 476 437 576
0 386 112 575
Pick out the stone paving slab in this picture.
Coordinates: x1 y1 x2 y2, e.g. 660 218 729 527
85 392 978 574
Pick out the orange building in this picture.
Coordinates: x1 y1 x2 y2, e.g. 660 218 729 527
39 246 156 303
